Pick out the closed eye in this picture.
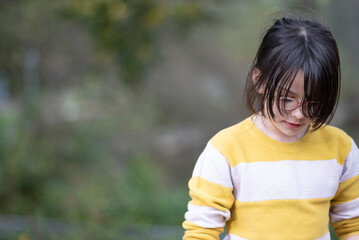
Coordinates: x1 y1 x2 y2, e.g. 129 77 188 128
279 97 295 103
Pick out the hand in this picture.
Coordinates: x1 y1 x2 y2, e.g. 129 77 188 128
345 235 359 240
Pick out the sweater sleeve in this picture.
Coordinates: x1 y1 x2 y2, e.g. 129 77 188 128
183 142 235 240
331 138 359 240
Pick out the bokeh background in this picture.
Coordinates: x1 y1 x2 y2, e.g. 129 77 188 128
0 0 358 239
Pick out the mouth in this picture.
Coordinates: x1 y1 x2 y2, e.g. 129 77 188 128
284 121 304 129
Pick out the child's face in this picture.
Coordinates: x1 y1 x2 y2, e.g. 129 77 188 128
260 70 314 142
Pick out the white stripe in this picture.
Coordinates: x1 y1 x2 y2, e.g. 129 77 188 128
185 204 230 228
232 159 342 201
192 142 233 188
340 138 359 183
331 197 359 223
223 234 248 240
222 232 330 240
317 232 330 240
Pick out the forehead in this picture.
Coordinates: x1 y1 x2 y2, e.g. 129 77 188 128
278 70 305 96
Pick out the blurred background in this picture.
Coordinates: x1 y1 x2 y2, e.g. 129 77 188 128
0 0 358 239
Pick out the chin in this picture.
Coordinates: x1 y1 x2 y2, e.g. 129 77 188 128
281 126 308 138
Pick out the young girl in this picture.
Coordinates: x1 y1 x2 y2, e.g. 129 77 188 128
182 17 359 240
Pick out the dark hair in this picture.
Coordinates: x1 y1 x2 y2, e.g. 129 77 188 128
244 17 341 130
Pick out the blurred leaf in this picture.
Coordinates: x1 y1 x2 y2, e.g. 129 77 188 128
61 0 218 88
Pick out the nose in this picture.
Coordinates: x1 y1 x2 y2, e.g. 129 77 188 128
290 106 306 120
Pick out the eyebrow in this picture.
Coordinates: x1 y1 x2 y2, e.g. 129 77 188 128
277 86 296 95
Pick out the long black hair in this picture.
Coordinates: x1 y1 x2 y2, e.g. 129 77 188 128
244 17 341 130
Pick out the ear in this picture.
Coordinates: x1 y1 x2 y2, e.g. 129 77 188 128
252 68 264 94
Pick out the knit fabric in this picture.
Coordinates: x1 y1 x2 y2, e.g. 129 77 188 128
183 116 359 240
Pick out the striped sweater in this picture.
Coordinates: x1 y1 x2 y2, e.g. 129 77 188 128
183 116 359 240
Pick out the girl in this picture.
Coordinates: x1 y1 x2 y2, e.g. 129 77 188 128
182 17 359 240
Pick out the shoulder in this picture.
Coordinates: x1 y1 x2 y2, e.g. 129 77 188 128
210 116 254 145
208 116 255 166
314 125 353 163
316 124 351 144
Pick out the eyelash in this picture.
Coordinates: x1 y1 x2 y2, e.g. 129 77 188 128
279 97 294 102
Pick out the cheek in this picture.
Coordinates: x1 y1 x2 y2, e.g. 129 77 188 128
271 103 286 119
305 118 315 125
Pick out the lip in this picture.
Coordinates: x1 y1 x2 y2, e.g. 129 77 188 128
284 121 304 129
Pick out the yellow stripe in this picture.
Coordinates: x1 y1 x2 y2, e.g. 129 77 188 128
211 135 348 167
183 221 223 240
210 118 351 168
331 217 359 240
226 198 331 240
333 174 359 204
189 177 234 212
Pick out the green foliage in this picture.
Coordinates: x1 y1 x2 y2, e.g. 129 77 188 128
61 0 217 88
0 86 187 238
0 1 25 95
0 0 61 96
0 0 217 95
330 225 338 240
0 102 52 213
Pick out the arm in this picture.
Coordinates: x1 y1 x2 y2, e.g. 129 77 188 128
331 138 359 240
183 142 234 240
